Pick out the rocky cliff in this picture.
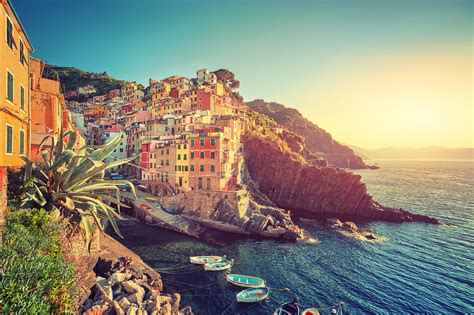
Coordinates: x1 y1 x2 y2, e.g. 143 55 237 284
242 130 439 224
246 99 373 169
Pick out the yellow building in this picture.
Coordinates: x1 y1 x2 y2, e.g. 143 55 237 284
0 0 33 167
175 139 189 192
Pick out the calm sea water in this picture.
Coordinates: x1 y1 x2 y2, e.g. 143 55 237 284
115 160 474 314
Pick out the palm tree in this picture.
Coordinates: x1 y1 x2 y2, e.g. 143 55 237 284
21 130 136 246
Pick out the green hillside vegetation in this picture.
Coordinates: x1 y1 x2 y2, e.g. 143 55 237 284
44 65 132 101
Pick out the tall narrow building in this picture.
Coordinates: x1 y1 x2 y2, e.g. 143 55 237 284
0 0 33 244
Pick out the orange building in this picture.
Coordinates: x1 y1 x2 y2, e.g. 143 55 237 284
1 0 34 244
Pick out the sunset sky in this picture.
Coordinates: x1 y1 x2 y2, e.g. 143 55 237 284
13 0 473 149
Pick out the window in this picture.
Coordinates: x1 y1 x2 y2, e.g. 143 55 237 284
6 16 13 49
6 125 13 154
210 165 215 172
198 177 202 189
200 139 205 146
191 152 194 159
166 149 169 154
150 163 153 169
185 166 188 171
184 154 187 160
210 138 215 146
191 140 195 146
178 144 181 149
200 152 205 159
190 165 194 171
206 178 211 190
19 39 26 65
177 154 181 160
7 71 14 102
184 144 187 149
19 130 24 155
200 165 204 172
20 85 25 110
161 150 164 155
210 152 215 159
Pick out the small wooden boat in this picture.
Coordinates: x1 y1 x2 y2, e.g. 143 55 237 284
301 308 320 315
226 274 266 288
274 301 301 315
189 256 223 265
161 206 177 215
236 287 270 303
203 259 233 271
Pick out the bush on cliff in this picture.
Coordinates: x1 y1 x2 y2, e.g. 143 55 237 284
0 208 75 314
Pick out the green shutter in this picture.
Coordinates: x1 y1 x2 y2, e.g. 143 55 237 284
20 86 25 109
6 126 13 154
7 72 14 102
19 130 24 155
6 18 13 48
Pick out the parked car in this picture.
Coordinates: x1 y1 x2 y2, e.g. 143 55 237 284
140 204 151 211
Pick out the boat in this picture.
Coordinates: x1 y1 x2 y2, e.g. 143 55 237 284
161 206 177 215
146 197 158 201
274 299 301 315
189 256 224 265
301 308 320 315
226 274 266 288
203 259 233 271
236 287 270 303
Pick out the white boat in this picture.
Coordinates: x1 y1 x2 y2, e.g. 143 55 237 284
189 256 224 265
236 287 270 303
203 259 233 271
226 274 266 288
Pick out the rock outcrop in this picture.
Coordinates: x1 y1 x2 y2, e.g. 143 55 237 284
247 99 375 169
242 131 439 224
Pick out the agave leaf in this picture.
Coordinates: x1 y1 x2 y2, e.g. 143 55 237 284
66 131 77 150
65 196 75 210
88 134 122 162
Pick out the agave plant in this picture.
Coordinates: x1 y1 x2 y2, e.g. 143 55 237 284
21 130 136 245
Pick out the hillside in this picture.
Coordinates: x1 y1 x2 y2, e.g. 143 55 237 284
247 99 372 169
351 145 474 160
44 64 131 101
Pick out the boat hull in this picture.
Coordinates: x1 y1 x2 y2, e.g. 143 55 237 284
301 308 320 315
189 256 223 265
203 260 232 271
236 287 270 303
226 274 266 288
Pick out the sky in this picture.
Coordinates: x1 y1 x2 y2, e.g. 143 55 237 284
13 0 473 149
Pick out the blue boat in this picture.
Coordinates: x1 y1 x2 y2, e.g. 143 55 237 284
236 287 270 303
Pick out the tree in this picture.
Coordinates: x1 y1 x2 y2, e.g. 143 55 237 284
21 131 136 246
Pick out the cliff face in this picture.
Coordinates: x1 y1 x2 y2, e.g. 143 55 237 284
246 99 371 169
242 131 438 224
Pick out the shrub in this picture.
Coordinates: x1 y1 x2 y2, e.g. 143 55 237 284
0 209 75 314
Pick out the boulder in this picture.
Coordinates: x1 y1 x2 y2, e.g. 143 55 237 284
180 306 194 315
117 297 131 310
112 282 124 298
342 222 358 233
127 305 138 315
83 303 109 315
170 293 181 314
123 280 145 296
109 272 131 286
127 292 144 305
327 218 343 227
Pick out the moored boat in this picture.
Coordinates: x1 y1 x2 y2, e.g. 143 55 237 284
274 298 301 315
236 287 270 303
226 274 266 288
203 259 233 271
301 308 320 315
189 256 224 265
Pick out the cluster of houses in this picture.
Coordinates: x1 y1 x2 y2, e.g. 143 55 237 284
69 69 248 195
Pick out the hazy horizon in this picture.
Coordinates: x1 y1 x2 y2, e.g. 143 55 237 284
13 0 473 148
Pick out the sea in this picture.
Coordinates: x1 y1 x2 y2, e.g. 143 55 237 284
114 160 474 314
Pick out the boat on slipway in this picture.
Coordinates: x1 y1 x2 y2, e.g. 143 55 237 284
226 274 266 288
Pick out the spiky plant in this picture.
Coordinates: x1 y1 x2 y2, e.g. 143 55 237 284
21 130 136 245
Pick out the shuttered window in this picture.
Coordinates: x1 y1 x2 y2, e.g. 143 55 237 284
20 85 25 110
7 71 14 102
6 17 13 49
19 130 25 155
19 39 26 65
6 125 13 154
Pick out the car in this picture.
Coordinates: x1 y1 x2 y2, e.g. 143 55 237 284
118 185 131 192
140 204 151 211
131 179 141 185
137 185 147 192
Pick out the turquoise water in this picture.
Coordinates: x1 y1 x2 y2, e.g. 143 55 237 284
115 160 474 314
